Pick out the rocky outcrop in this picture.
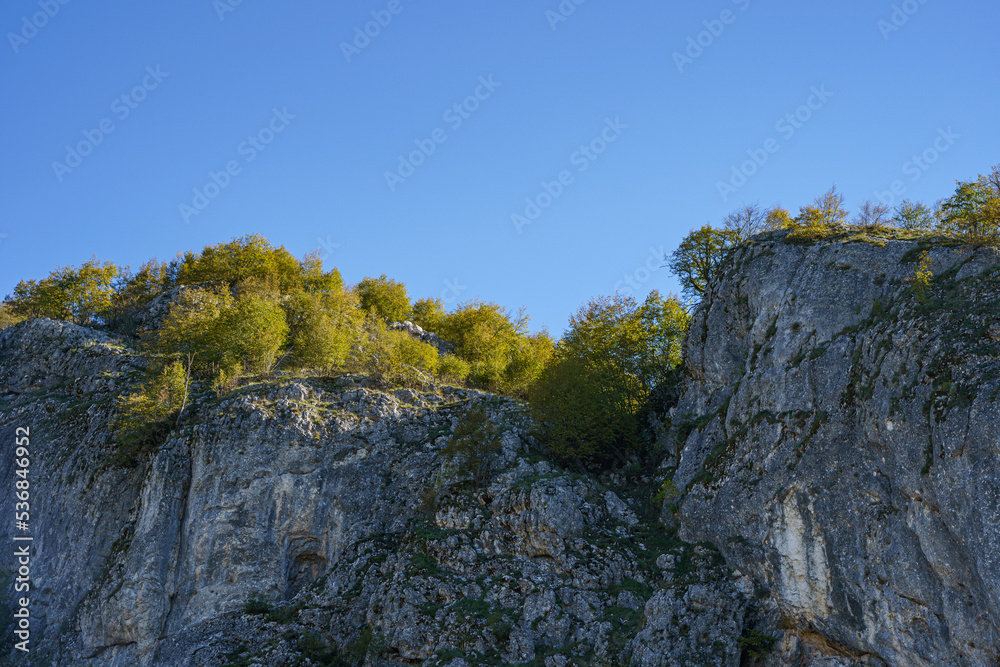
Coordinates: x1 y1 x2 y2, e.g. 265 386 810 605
389 321 455 355
666 232 1000 666
2 232 998 666
0 320 750 666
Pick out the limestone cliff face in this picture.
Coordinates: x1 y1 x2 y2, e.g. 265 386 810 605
0 320 747 667
668 233 1000 666
1 234 998 667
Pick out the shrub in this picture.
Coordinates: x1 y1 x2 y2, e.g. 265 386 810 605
356 274 410 323
0 304 24 330
216 287 289 375
350 319 438 386
168 234 306 293
437 354 470 384
113 360 187 458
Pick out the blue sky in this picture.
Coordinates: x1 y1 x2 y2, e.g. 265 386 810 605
2 0 998 335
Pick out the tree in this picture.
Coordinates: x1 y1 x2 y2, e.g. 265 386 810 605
356 274 410 323
410 297 445 332
853 200 891 231
723 203 768 240
216 287 289 375
763 206 793 231
667 225 741 301
284 290 358 370
808 185 849 226
113 360 187 460
0 304 24 330
892 200 936 231
167 234 321 295
529 292 690 467
153 286 234 420
435 301 547 394
4 258 119 325
938 166 1000 240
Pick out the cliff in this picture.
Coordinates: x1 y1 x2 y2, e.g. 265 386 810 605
668 232 1000 665
1 232 998 666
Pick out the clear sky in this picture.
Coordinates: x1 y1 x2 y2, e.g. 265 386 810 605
3 0 998 335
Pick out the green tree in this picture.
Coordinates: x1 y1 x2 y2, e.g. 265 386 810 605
284 290 358 370
5 258 119 325
152 286 234 419
763 206 793 231
356 274 410 323
0 304 23 329
667 225 741 301
350 317 439 386
113 360 188 462
938 166 1000 240
217 287 289 375
168 234 314 294
435 301 545 394
529 292 690 467
410 297 445 332
800 185 849 226
892 200 936 231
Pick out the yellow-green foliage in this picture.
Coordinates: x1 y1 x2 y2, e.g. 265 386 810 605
168 234 323 294
437 354 470 384
284 290 359 370
529 291 690 467
217 287 289 374
434 301 552 396
211 360 243 397
667 225 741 300
0 304 24 330
410 297 445 331
5 257 119 325
356 274 410 323
911 251 934 302
938 166 1000 241
114 360 187 445
350 318 438 386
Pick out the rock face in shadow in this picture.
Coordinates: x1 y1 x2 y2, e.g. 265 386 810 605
667 233 1000 666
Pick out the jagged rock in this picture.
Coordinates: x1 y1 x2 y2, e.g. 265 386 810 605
2 232 998 666
666 232 1000 665
389 321 456 355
